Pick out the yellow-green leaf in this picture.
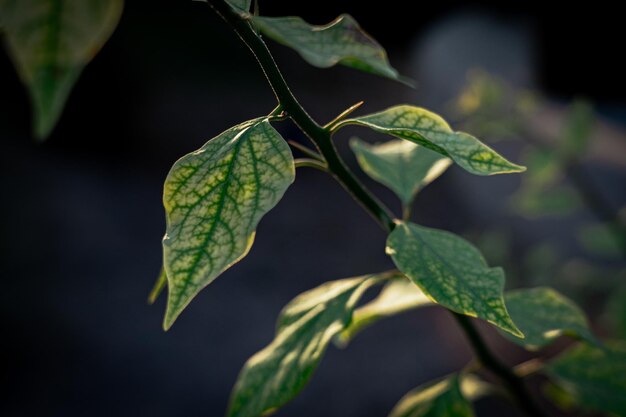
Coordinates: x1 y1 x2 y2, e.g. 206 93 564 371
1 0 123 139
389 375 475 417
162 118 294 329
386 221 522 336
350 138 451 206
253 14 407 83
502 287 599 350
227 275 382 417
337 275 432 346
546 341 626 416
339 105 525 175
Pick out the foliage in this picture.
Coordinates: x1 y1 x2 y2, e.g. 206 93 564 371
1 0 123 139
3 1 625 417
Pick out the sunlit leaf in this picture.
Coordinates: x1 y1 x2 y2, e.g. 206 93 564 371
502 287 599 350
350 138 451 206
546 341 626 416
338 105 525 175
227 275 382 417
253 14 407 83
389 375 475 417
1 0 123 139
386 221 522 336
337 275 432 346
162 118 294 329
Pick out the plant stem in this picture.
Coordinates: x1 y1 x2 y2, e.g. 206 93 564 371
207 0 395 231
294 158 329 172
206 1 546 415
452 313 548 417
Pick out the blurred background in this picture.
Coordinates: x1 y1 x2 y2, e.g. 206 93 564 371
1 1 625 416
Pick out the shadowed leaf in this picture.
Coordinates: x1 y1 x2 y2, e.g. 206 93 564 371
162 118 294 329
502 287 599 350
253 14 407 83
546 341 626 416
1 0 123 139
386 221 522 336
350 138 451 206
339 105 525 175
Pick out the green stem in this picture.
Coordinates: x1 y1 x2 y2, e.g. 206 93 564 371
294 158 329 172
206 2 546 415
207 0 395 231
452 313 548 417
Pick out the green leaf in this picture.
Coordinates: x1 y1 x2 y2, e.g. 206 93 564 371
606 284 626 339
162 118 295 329
225 0 251 12
337 275 432 346
338 105 525 176
502 287 599 350
350 138 451 206
578 223 624 259
1 0 123 139
561 99 593 159
253 14 407 83
227 275 382 417
386 221 522 336
511 186 581 218
389 375 475 417
522 148 562 188
546 341 626 416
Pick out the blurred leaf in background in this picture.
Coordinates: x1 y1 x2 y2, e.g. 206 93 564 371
1 0 123 139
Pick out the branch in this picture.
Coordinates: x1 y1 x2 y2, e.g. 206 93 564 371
205 2 547 416
452 313 548 417
207 0 395 231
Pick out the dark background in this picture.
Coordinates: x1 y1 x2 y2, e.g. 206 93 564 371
1 1 624 416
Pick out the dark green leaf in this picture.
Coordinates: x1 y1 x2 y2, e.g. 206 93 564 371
578 223 623 259
511 186 581 218
350 138 451 206
522 148 562 188
502 287 599 350
162 118 294 329
337 275 432 346
339 105 525 175
253 14 407 83
386 221 522 336
389 375 475 417
606 285 626 339
227 275 382 417
1 0 123 139
546 341 626 416
225 0 250 12
561 100 593 159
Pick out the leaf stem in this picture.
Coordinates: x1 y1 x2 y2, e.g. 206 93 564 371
294 158 329 172
207 0 395 231
288 140 324 161
451 313 548 417
206 1 546 415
